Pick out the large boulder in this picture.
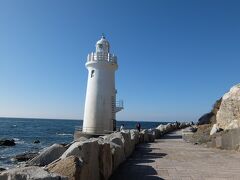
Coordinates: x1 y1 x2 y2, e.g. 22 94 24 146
110 137 123 146
15 152 38 162
74 137 88 143
60 141 83 158
120 131 133 158
140 129 155 142
104 131 133 158
64 137 88 149
147 129 156 142
179 122 187 129
153 128 161 139
172 123 178 129
110 142 125 170
217 84 240 130
47 156 83 180
60 138 100 180
28 144 67 166
130 129 139 145
0 168 6 172
165 123 174 132
0 166 66 180
156 124 166 134
98 140 112 180
102 134 126 170
156 124 163 131
140 129 149 142
226 120 239 129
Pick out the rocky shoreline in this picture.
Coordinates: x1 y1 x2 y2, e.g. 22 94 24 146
183 84 240 151
0 122 190 180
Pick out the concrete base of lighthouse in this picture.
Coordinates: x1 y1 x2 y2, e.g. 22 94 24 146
74 119 117 140
73 129 115 140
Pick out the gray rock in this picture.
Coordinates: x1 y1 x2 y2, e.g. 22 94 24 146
60 141 83 158
110 137 123 147
47 155 83 180
120 131 133 158
79 139 99 180
0 166 67 180
74 136 88 142
61 138 100 180
64 137 89 149
33 140 40 144
217 84 240 130
156 124 166 134
100 134 125 170
105 132 134 168
103 131 133 158
140 129 149 142
110 142 125 170
165 123 173 132
98 141 112 180
130 129 139 145
147 129 155 142
15 152 38 162
179 123 185 129
0 139 15 146
106 132 123 143
227 120 239 129
28 143 67 166
0 168 6 172
153 129 161 139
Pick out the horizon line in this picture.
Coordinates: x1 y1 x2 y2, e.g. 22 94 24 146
0 116 179 123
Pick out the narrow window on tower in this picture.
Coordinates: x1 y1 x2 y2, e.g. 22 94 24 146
91 70 95 78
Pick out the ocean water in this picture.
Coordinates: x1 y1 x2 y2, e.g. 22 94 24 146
0 117 168 169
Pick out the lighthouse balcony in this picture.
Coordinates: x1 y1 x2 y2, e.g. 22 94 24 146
87 52 117 63
115 100 124 113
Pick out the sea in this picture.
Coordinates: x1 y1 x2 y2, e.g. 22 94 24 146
0 117 169 169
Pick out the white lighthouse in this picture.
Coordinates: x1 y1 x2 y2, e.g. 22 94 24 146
82 35 123 134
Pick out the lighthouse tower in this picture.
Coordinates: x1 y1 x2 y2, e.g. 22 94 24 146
82 35 123 134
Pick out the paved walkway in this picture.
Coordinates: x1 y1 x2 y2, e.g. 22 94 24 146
110 130 240 180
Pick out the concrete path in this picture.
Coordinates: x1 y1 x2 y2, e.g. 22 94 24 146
110 130 240 180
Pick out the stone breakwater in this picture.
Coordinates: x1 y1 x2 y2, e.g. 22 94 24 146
0 122 190 180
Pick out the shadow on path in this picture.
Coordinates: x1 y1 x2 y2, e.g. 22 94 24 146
160 131 183 140
109 143 167 180
161 134 182 139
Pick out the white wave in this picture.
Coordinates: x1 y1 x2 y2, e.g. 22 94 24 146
0 156 6 160
56 133 73 136
16 141 25 144
10 158 16 162
12 138 24 144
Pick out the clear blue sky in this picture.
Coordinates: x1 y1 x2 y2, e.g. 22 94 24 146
1 0 240 122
